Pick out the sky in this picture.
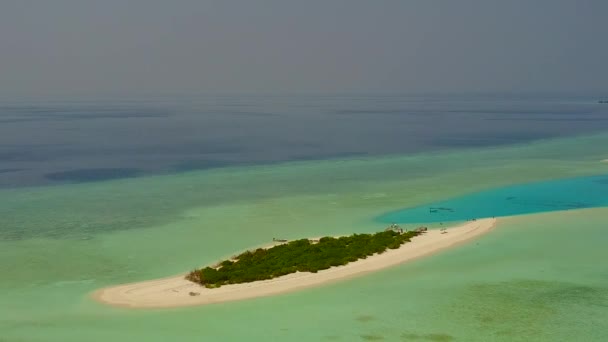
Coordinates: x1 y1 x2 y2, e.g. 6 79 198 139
1 0 607 96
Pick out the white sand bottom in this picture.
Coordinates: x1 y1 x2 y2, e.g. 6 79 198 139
93 218 497 309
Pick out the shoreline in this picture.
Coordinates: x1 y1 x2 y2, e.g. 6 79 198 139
92 218 497 309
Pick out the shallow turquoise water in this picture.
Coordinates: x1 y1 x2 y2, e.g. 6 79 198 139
1 133 608 341
378 174 608 223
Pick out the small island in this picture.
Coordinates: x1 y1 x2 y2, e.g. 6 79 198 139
186 229 421 288
599 100 608 104
92 218 496 308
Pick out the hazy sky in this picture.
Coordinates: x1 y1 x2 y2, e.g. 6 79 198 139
1 0 607 96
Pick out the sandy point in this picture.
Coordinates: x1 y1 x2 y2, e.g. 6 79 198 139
92 218 497 309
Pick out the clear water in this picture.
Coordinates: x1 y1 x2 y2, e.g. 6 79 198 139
378 174 608 223
1 96 608 341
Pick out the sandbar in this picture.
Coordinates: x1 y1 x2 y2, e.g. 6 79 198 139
93 218 497 309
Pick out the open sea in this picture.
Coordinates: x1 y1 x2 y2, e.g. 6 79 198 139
1 94 608 341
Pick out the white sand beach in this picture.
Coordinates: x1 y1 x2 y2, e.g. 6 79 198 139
93 218 497 309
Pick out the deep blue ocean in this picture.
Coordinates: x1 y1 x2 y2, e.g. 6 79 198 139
1 93 607 188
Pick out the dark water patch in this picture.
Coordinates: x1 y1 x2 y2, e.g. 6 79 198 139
541 283 608 308
276 140 323 150
0 114 168 124
0 106 170 120
400 332 454 341
53 110 169 120
336 107 600 117
104 142 248 155
45 168 142 182
291 151 368 161
446 109 595 115
429 132 557 148
0 118 40 124
486 117 608 122
212 110 281 117
0 150 38 162
452 280 608 338
593 177 608 184
0 143 94 163
173 159 238 172
355 315 376 323
0 168 25 174
360 334 384 341
335 109 409 115
0 214 156 241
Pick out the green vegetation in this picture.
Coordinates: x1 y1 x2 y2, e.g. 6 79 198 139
186 230 420 288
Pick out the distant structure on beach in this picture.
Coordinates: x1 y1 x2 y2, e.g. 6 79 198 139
414 226 428 233
385 223 404 234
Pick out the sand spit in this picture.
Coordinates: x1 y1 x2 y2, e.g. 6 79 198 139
93 218 497 309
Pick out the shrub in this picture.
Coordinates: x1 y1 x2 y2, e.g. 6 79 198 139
186 229 421 287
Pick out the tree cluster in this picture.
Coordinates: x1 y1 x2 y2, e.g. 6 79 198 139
186 230 420 288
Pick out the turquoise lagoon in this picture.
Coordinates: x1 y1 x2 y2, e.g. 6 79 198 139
378 174 608 224
1 133 608 341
